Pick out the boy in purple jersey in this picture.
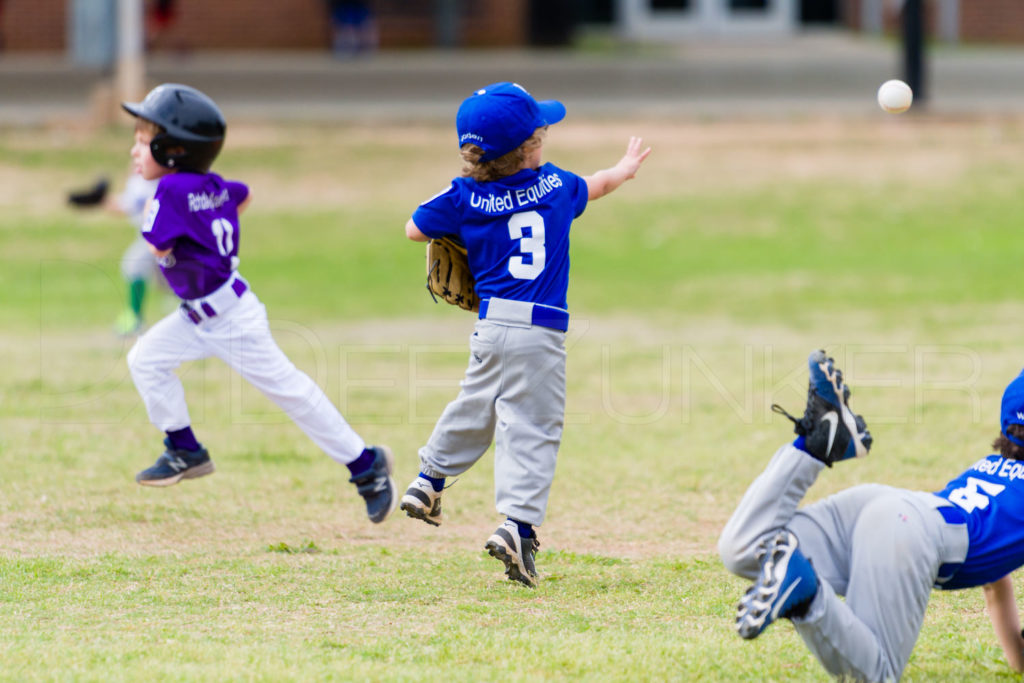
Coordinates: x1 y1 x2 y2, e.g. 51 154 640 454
720 349 1024 680
121 83 397 523
399 81 650 586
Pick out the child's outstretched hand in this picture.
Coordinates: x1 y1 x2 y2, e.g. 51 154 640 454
584 137 652 201
616 136 652 180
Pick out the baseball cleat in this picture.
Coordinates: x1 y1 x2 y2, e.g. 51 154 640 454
349 445 397 524
400 476 443 526
773 349 873 467
136 438 214 486
485 519 539 588
736 529 818 640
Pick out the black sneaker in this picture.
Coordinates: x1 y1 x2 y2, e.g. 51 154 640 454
349 445 397 524
773 349 873 466
485 519 540 588
136 438 215 487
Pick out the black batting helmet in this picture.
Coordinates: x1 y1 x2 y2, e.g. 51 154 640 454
122 83 226 173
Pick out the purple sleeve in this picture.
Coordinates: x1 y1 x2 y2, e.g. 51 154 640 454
140 184 183 251
225 180 250 205
411 182 461 239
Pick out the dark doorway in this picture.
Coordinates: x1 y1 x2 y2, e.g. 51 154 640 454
800 0 840 24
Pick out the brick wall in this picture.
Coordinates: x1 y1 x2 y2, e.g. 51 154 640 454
2 0 66 51
845 0 1024 43
960 0 1024 43
0 0 528 52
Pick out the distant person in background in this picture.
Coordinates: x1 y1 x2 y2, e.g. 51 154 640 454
67 171 162 336
146 0 179 52
326 0 377 57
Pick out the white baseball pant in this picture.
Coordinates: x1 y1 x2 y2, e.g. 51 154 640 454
127 282 365 464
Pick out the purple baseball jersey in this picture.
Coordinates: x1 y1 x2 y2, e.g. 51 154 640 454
141 172 249 300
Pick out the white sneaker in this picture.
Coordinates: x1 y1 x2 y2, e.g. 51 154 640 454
485 519 539 588
400 476 443 526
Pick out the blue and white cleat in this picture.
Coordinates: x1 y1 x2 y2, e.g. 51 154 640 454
773 349 872 467
736 530 819 640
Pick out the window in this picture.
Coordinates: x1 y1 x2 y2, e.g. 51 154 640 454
729 0 769 9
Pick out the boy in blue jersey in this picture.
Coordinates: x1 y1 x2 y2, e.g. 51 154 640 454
400 82 650 587
719 349 1024 681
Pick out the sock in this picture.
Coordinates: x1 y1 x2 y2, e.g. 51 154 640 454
418 473 445 492
129 279 147 317
786 581 819 620
793 435 808 454
511 518 533 538
166 427 200 452
346 448 376 477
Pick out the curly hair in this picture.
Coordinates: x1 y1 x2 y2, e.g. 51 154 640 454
134 117 164 137
992 423 1024 460
460 127 546 183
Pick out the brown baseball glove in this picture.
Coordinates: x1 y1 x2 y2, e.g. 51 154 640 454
426 237 479 312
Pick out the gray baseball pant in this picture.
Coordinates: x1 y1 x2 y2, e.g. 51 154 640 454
719 444 969 682
418 318 566 526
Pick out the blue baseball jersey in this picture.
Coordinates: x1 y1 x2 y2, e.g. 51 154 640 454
412 163 588 312
933 455 1024 589
141 172 249 300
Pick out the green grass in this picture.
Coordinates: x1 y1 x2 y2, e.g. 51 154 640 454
3 117 1024 680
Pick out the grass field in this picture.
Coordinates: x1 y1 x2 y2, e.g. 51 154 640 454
4 114 1024 681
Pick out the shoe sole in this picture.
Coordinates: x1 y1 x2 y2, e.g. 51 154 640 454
400 498 441 526
369 446 398 524
136 461 215 487
809 351 870 459
736 533 798 640
484 538 536 588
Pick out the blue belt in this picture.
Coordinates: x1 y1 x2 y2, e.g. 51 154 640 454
478 298 569 332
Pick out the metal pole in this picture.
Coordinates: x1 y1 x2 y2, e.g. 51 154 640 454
902 0 926 103
116 0 145 106
436 0 459 48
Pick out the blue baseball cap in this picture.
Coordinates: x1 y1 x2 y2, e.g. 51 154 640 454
456 82 566 162
1001 370 1024 446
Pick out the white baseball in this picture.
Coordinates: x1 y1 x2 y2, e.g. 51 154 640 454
877 79 913 114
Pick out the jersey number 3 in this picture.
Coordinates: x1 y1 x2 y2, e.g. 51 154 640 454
507 211 545 280
948 476 1006 513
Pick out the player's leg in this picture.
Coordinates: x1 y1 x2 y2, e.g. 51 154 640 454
116 237 154 336
486 325 566 587
718 443 825 579
402 320 504 526
127 307 214 485
790 491 952 681
720 349 872 578
206 293 395 522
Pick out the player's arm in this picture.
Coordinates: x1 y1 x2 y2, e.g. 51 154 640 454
983 574 1024 672
139 195 173 257
582 136 651 201
406 218 429 242
238 194 252 215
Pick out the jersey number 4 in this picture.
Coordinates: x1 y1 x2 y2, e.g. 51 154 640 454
948 476 1006 513
507 211 545 280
